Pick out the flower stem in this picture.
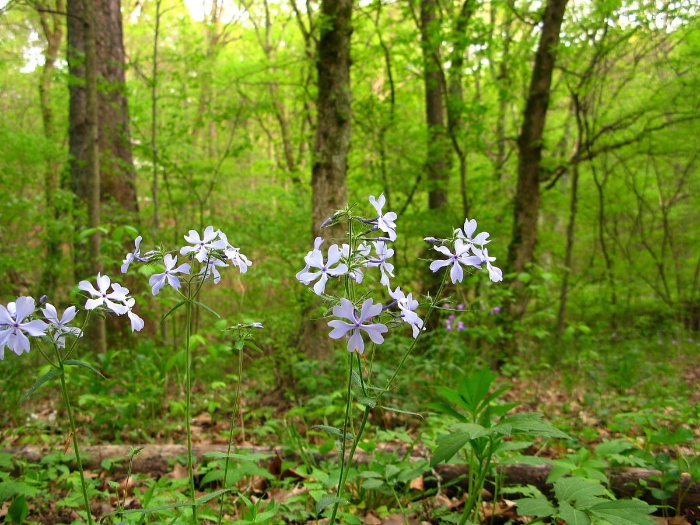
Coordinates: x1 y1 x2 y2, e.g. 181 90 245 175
184 288 198 524
217 339 245 525
380 271 449 400
58 362 93 525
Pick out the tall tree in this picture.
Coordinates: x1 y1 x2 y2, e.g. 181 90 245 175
506 0 569 315
417 0 451 211
68 0 138 350
299 0 352 361
68 0 138 231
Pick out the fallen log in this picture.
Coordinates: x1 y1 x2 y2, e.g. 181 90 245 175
3 445 699 515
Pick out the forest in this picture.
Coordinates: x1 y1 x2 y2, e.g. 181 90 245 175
0 0 699 523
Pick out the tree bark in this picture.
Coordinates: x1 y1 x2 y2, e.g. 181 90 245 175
299 0 352 361
419 0 451 212
310 0 352 240
506 0 569 316
68 0 138 228
68 0 137 351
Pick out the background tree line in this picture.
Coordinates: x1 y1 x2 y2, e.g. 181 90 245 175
0 0 698 361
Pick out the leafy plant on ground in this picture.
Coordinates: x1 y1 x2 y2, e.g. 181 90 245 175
512 476 655 525
429 368 571 525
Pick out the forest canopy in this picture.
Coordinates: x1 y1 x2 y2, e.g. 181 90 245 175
0 0 699 355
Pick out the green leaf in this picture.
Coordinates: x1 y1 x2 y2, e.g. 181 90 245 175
379 405 423 419
8 495 29 524
19 369 61 403
588 499 655 525
316 494 348 514
500 412 571 439
0 481 38 500
459 369 498 413
513 496 555 518
200 469 224 486
426 401 467 423
356 396 377 408
161 300 187 321
312 425 353 440
64 359 106 379
192 300 221 318
361 478 385 490
127 446 145 458
554 477 609 506
558 500 591 525
99 489 231 522
430 424 487 466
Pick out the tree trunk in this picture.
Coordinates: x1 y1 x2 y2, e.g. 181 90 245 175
94 0 138 220
299 0 352 361
68 0 138 227
419 0 451 212
68 0 137 351
506 0 569 316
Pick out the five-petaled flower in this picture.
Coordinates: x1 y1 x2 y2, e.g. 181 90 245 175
296 240 348 295
199 258 227 284
180 226 226 263
456 219 490 249
473 247 503 283
218 231 252 273
41 303 82 347
368 194 397 241
149 254 191 295
78 274 130 315
429 239 483 284
366 241 394 286
121 235 142 274
124 297 145 332
388 287 423 338
328 298 388 354
0 297 48 359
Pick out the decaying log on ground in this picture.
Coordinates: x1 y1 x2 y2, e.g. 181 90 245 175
4 445 699 514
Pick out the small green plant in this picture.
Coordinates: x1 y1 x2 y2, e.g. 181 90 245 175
428 368 570 525
512 477 655 524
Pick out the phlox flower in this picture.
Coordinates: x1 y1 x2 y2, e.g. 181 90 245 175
341 242 371 283
218 231 252 273
388 287 423 338
429 239 482 284
180 226 226 263
78 274 129 315
296 242 348 296
473 247 503 283
109 283 144 331
328 298 388 354
368 194 397 241
366 241 394 286
149 254 191 295
199 258 227 284
0 297 49 359
456 219 490 248
297 237 324 284
124 297 144 332
41 303 82 347
121 236 142 273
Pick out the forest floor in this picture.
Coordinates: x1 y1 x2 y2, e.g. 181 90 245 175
1 343 699 524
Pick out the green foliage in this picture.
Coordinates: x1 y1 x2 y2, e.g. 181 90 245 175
514 477 655 525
